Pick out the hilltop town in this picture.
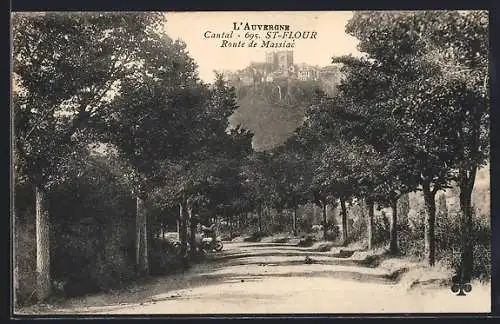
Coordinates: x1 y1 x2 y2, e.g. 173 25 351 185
222 51 343 91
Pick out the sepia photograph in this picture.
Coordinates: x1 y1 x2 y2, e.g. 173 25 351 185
11 10 491 315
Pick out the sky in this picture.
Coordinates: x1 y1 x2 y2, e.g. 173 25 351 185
163 11 361 83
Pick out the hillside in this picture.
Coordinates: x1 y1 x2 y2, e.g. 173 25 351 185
229 93 305 151
228 78 336 151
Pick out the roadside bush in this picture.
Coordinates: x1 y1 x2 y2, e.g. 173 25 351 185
270 222 285 234
14 205 36 307
438 211 491 280
48 156 137 297
297 234 316 247
394 205 491 281
243 230 269 242
346 218 366 245
149 238 184 276
324 230 339 241
372 214 391 247
398 223 425 258
472 243 491 281
298 216 313 234
324 222 340 241
271 236 290 243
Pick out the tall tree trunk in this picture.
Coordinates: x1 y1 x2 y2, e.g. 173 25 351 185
179 202 188 268
459 167 476 282
136 196 148 276
35 185 51 301
322 202 328 240
272 209 277 233
367 198 375 250
390 197 398 255
397 193 410 226
422 181 437 266
292 207 297 236
258 204 262 232
314 204 320 225
228 209 233 239
264 206 270 232
340 198 348 246
437 193 448 227
188 202 197 259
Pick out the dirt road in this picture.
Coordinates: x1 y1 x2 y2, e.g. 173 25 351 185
20 241 491 315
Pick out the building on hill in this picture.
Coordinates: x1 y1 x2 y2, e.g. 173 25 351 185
250 62 274 74
277 51 294 71
228 52 344 87
265 51 294 72
319 64 342 76
239 73 254 86
297 63 320 81
249 62 274 83
265 52 275 65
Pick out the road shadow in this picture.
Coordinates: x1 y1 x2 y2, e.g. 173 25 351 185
48 264 409 314
209 258 364 269
237 243 299 248
35 243 396 314
235 242 347 252
207 249 363 264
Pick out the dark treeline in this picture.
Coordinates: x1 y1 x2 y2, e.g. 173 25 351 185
12 11 489 307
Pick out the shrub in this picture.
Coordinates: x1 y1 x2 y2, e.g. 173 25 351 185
270 223 285 234
398 223 425 258
14 208 37 307
298 217 313 234
324 222 340 241
149 238 184 276
297 234 316 247
372 215 391 247
272 237 290 244
438 211 491 280
243 231 269 242
45 155 138 298
345 218 366 245
395 206 491 281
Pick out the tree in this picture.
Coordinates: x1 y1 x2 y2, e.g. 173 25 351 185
143 73 253 261
185 74 253 256
294 91 397 247
417 10 489 281
12 12 163 300
105 29 203 274
397 194 410 226
332 11 474 263
270 140 309 236
241 152 277 233
288 90 337 241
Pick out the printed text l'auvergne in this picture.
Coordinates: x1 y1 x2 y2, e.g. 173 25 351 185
232 22 291 31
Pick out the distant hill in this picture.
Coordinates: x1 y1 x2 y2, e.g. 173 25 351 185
229 93 305 151
229 77 339 151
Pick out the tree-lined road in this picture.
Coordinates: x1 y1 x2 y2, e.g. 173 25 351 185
25 242 490 315
13 12 489 307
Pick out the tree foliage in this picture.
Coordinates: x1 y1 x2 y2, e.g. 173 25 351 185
13 12 164 188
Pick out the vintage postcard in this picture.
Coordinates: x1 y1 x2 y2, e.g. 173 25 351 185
11 11 491 315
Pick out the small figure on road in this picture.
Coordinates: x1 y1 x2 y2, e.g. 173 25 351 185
201 221 217 243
